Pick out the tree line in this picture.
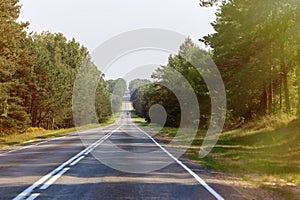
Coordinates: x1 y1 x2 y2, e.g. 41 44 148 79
132 0 300 127
0 0 113 133
201 0 300 120
130 39 212 127
107 78 127 114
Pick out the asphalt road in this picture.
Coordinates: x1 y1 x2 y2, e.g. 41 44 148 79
0 98 243 200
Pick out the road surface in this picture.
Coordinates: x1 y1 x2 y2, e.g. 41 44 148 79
0 96 242 200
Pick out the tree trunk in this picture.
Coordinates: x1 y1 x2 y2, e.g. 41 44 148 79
52 116 55 130
261 85 268 115
280 43 290 114
297 65 300 118
298 84 300 118
280 76 282 113
268 64 273 114
268 82 273 114
282 69 290 114
31 106 37 127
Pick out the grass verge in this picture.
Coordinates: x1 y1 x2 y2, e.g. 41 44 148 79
133 113 300 199
0 117 115 150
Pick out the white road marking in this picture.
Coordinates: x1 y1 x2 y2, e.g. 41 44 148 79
40 168 70 190
12 126 119 200
11 117 223 199
84 133 112 155
2 136 66 155
134 125 225 200
70 156 85 166
26 193 40 200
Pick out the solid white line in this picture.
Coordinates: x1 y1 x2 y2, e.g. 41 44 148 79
84 137 107 155
26 193 40 200
134 125 225 200
12 126 119 200
70 156 85 166
40 167 70 190
83 131 117 155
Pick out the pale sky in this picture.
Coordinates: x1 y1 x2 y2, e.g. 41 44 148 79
18 0 217 81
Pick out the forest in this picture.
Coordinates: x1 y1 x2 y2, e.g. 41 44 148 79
0 0 114 133
2 0 300 133
132 0 300 128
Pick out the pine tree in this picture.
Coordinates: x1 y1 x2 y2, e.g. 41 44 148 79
0 0 30 132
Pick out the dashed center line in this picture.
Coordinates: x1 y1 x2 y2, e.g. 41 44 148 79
40 167 70 190
12 126 120 200
26 193 40 200
12 120 223 200
70 156 85 166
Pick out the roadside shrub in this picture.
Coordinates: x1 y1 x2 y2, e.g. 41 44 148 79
26 127 46 133
243 114 295 130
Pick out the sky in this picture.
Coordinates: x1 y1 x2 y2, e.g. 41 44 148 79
18 0 217 81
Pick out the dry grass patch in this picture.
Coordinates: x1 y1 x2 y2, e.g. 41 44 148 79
0 117 115 150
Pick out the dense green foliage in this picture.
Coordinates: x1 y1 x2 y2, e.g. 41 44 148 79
133 83 181 126
107 78 127 113
201 0 300 121
131 39 212 127
72 57 112 127
2 0 300 132
0 0 112 133
0 0 31 131
133 0 300 127
128 79 150 102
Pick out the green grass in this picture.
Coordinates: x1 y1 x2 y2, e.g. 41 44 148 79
133 114 300 199
213 121 300 181
0 117 115 149
130 111 148 126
